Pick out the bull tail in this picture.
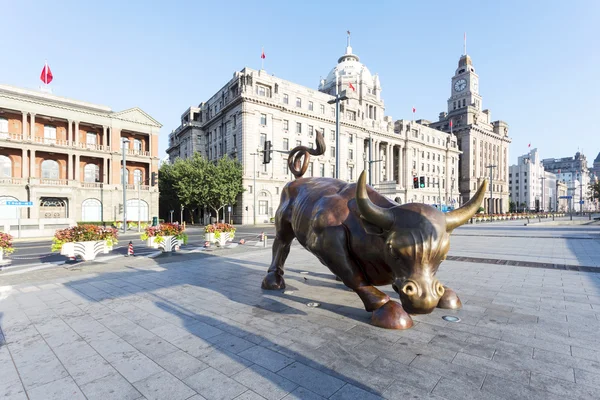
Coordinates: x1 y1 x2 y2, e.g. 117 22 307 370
287 130 326 178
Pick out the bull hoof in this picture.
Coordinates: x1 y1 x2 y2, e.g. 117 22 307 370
437 286 462 310
261 272 285 290
371 301 413 330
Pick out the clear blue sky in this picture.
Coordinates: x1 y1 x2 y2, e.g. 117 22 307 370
2 0 599 165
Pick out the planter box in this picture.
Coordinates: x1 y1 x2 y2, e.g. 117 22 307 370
215 232 234 247
60 240 106 261
0 248 3 261
205 232 215 243
158 235 181 252
104 241 113 254
147 237 160 249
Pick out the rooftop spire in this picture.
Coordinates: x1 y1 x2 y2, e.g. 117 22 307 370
463 32 467 56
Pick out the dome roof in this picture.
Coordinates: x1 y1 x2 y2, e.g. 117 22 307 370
320 45 375 90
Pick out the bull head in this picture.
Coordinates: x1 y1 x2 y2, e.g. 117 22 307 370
356 171 487 313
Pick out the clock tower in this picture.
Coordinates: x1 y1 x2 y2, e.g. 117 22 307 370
448 55 482 113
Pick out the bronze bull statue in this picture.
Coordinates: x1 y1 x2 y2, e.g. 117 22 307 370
261 131 487 329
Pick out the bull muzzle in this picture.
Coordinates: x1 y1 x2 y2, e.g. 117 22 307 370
395 278 445 314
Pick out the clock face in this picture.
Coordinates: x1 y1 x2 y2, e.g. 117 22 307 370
454 79 467 92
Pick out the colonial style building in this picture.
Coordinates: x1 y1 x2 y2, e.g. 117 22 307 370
509 149 546 212
429 53 511 213
542 152 592 212
0 84 161 236
591 152 600 179
168 44 461 224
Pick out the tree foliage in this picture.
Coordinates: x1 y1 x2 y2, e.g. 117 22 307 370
159 153 244 223
589 181 600 202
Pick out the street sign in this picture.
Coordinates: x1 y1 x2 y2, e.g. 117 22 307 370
227 206 231 212
579 200 585 204
5 201 33 207
559 196 572 199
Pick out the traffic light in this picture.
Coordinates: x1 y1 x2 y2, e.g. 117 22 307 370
419 176 425 188
118 203 123 214
263 140 272 164
151 172 157 186
413 177 419 189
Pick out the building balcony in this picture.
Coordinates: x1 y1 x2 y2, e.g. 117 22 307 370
0 177 152 190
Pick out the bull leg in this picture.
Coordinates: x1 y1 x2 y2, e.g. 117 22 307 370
261 223 295 290
437 286 462 310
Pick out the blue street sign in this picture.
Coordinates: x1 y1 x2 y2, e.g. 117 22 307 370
559 196 572 199
579 200 585 204
5 201 33 207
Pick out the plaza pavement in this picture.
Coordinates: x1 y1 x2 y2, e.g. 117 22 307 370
1 223 600 399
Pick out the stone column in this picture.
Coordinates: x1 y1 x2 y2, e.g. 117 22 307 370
75 154 80 182
102 158 107 183
67 120 73 143
22 112 27 139
30 149 36 178
102 126 108 149
67 153 73 180
74 121 79 146
21 148 28 178
397 146 403 187
389 144 394 182
30 113 36 139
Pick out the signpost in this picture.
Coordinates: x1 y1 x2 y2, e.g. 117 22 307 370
5 201 34 238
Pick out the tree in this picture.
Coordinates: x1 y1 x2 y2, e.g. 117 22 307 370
205 156 244 222
171 153 210 224
509 201 516 213
158 162 179 222
589 181 600 202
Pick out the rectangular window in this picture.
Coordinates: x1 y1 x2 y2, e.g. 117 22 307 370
320 163 325 177
348 134 353 143
320 104 325 114
249 185 253 194
308 162 313 177
44 125 56 144
233 134 237 147
283 120 289 130
296 97 302 107
308 125 314 136
331 165 335 177
308 101 314 111
347 111 356 121
296 122 302 133
283 138 289 150
349 166 354 180
330 130 335 140
283 94 289 104
331 147 336 158
260 114 267 125
233 114 237 128
257 85 271 97
258 200 268 215
308 142 314 149
86 132 97 147
282 160 288 175
260 133 267 148
349 149 353 160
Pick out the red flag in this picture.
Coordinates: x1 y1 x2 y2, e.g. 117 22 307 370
261 49 266 59
348 82 355 91
40 62 53 84
412 107 416 113
528 143 531 148
449 120 453 127
558 169 561 174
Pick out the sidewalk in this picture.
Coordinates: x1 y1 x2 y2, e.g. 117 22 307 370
2 234 600 399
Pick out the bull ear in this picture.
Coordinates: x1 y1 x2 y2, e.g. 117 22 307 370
446 179 488 231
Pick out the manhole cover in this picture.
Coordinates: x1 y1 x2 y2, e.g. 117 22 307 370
300 271 309 274
283 290 295 295
306 302 320 308
442 316 461 323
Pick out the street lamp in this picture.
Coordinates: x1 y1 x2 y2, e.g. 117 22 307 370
121 138 130 233
486 165 497 215
540 176 546 212
327 71 349 180
250 149 260 225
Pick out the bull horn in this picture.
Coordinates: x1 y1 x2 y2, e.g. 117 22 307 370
356 171 394 230
445 179 488 231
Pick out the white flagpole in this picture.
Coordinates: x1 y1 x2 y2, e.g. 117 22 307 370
464 32 467 55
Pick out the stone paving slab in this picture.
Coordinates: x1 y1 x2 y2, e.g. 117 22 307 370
1 228 600 399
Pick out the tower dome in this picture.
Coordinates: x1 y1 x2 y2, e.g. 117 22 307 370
319 42 377 94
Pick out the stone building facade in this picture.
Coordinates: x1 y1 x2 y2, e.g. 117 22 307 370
509 148 548 212
542 152 592 212
0 84 161 236
429 54 511 213
168 44 461 224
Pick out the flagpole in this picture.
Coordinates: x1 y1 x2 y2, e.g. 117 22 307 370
464 32 467 55
261 47 264 70
44 60 48 88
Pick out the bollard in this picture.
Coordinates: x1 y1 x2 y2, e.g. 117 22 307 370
204 241 210 248
127 241 134 257
262 233 268 248
239 239 245 245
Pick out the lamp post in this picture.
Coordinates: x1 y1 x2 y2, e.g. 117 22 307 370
121 138 130 233
540 176 546 212
327 72 348 179
486 165 497 215
250 150 260 225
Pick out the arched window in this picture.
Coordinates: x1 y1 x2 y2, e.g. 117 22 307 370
0 155 11 178
134 139 143 153
84 163 99 183
41 159 59 179
133 169 142 185
0 196 19 219
81 198 102 221
126 199 148 221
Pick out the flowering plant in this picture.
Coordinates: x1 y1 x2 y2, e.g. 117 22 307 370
204 224 216 233
52 225 118 252
141 223 188 244
0 232 15 255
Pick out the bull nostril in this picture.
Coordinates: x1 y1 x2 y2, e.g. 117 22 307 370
436 282 445 297
402 282 417 296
